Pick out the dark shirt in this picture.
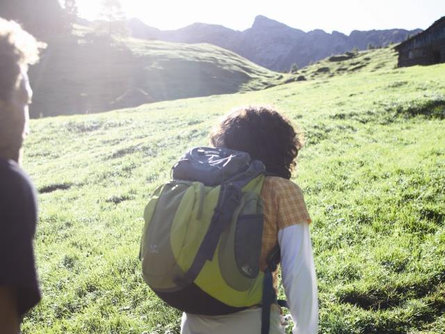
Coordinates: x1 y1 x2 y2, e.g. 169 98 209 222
0 157 40 317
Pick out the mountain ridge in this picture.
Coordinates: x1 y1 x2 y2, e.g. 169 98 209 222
127 15 422 71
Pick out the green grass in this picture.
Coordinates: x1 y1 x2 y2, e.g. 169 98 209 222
21 50 445 333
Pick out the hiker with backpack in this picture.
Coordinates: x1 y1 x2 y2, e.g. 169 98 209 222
140 106 318 334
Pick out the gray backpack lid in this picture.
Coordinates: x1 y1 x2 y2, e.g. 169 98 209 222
172 147 265 186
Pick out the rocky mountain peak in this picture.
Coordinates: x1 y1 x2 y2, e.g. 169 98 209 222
252 15 290 30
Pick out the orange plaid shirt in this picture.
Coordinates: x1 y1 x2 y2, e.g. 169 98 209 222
259 177 312 281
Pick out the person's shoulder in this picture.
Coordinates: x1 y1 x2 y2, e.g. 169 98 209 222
0 157 30 180
0 158 34 199
265 176 312 225
0 158 37 235
264 176 304 195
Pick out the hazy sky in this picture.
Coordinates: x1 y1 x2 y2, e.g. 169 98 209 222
74 0 445 34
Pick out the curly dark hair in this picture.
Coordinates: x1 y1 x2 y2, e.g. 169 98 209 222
210 106 303 179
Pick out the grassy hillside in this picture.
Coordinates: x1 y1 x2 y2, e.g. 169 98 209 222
29 26 289 118
293 46 398 81
22 51 444 333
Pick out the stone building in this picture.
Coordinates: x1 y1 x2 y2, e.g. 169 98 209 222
395 16 445 67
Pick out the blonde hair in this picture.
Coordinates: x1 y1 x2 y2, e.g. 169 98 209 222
0 18 44 101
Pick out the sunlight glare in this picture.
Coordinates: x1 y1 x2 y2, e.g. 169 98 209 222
75 0 102 20
74 0 257 31
70 0 444 33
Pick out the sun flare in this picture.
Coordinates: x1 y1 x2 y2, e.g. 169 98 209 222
66 0 443 34
70 0 247 31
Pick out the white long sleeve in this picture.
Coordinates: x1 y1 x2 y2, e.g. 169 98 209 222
278 223 318 334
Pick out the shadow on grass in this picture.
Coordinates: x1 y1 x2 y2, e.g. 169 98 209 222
338 273 444 310
105 194 133 204
39 183 73 193
395 99 445 120
337 280 445 333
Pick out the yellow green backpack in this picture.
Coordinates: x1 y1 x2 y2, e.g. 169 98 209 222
140 147 281 333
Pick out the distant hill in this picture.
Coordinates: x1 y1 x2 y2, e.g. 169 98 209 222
28 28 289 118
127 15 422 71
291 46 399 81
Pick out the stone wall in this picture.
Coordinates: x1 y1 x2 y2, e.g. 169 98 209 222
396 17 445 67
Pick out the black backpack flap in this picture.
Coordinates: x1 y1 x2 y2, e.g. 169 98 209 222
172 147 254 186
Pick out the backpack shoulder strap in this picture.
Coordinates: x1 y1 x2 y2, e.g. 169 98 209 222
179 183 242 286
261 266 275 334
261 244 288 334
